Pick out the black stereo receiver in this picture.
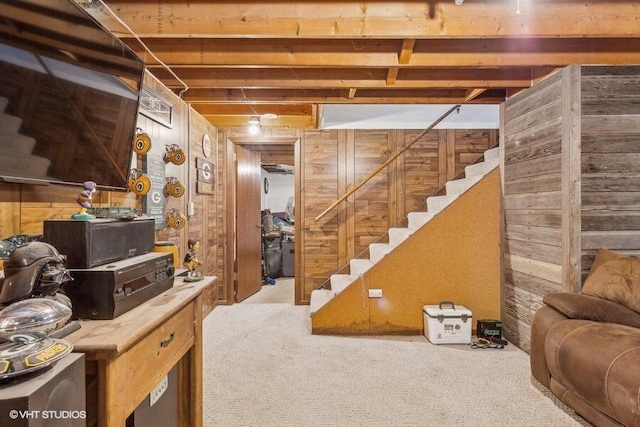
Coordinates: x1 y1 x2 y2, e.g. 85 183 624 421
63 252 175 320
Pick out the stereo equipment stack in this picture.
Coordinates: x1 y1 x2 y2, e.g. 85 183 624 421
43 217 175 320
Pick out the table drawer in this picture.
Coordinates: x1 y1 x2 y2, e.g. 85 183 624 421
122 301 195 407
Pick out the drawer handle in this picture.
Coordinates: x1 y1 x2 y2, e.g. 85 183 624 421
160 332 175 348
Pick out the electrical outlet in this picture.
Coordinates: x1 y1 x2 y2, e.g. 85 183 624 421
368 289 382 298
149 374 168 406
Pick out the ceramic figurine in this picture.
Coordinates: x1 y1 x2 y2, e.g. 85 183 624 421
183 238 204 281
72 180 97 220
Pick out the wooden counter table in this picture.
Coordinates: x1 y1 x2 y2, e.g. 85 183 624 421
65 276 216 427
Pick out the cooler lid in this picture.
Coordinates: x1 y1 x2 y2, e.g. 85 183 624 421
423 301 472 318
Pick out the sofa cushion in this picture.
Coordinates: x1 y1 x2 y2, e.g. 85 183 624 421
582 248 640 313
545 320 640 427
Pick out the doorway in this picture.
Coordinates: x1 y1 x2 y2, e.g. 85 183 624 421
229 136 301 305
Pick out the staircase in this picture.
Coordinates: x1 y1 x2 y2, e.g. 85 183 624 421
309 145 500 320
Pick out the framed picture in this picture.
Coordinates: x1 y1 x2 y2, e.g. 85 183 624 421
139 85 173 128
196 157 215 194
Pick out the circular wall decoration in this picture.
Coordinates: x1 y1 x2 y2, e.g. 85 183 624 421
202 134 211 158
264 177 269 194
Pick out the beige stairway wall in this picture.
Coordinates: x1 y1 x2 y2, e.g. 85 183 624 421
312 168 501 335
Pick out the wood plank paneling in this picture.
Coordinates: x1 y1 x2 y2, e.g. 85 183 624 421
580 66 640 280
354 130 388 255
560 65 582 293
502 69 564 350
503 65 640 352
303 131 340 294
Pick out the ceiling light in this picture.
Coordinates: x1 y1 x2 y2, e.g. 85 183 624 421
248 116 260 135
455 0 464 4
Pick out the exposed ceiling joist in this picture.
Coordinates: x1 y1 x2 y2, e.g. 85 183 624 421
76 0 640 130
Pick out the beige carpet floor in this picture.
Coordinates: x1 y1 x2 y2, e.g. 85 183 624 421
202 278 588 427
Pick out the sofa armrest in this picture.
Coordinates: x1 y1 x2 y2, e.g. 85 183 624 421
543 292 640 328
530 305 569 388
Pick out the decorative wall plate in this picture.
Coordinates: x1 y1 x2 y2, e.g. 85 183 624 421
202 134 211 158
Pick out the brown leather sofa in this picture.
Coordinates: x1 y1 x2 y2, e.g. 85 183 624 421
531 292 640 427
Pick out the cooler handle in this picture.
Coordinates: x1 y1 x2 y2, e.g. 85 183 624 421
438 300 456 310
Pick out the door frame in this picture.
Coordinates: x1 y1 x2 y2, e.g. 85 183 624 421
224 135 303 304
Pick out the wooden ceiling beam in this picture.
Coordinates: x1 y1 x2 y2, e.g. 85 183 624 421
192 104 313 116
87 0 640 122
181 88 506 104
128 38 640 68
151 66 534 89
386 68 399 86
465 88 487 102
99 1 640 39
398 39 415 65
198 114 313 129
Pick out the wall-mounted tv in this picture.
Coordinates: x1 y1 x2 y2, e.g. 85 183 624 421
0 0 145 191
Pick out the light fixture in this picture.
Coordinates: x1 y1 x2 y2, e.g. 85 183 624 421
248 116 260 135
455 0 464 4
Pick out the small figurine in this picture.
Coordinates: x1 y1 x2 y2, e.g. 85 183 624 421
72 181 97 220
183 238 203 281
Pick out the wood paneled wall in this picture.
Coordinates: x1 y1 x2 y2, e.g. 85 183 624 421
502 65 640 353
501 70 566 352
301 128 497 302
580 66 640 279
0 72 226 310
213 127 496 304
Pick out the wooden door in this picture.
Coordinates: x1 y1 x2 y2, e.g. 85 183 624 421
235 145 262 302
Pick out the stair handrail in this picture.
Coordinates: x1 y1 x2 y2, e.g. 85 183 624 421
314 104 461 222
313 140 499 292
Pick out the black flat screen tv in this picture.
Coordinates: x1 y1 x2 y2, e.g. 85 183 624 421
0 0 145 191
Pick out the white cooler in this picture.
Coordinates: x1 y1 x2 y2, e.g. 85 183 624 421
423 301 472 344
